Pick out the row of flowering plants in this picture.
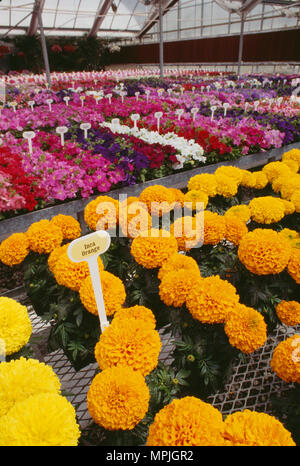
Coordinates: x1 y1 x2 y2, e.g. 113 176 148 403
0 148 299 445
0 71 299 219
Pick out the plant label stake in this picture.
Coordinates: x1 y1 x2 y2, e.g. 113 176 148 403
46 99 53 111
67 231 111 333
254 101 259 111
175 108 184 121
63 96 70 106
145 90 150 103
56 126 68 146
210 106 216 121
223 102 230 117
80 122 91 139
135 91 140 102
154 111 163 133
130 113 140 130
10 101 17 113
244 102 249 112
80 95 85 107
23 131 36 155
120 91 126 103
191 107 199 121
28 100 35 111
167 88 172 97
106 93 112 104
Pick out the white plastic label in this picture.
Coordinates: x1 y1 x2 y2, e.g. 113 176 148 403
67 231 111 332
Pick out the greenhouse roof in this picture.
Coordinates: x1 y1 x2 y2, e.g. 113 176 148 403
0 0 299 40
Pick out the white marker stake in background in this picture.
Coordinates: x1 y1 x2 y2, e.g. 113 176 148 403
56 126 68 146
28 100 35 111
23 131 36 155
80 122 91 139
11 101 17 113
223 102 230 117
46 99 53 111
210 105 216 121
67 231 111 333
130 113 140 130
145 90 150 103
175 108 184 121
154 111 163 133
191 107 199 121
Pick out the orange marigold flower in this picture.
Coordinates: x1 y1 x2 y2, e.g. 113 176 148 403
224 303 267 354
248 196 286 224
52 250 104 292
26 220 63 254
49 214 81 240
94 317 162 376
282 158 299 173
290 190 300 212
196 210 226 245
169 188 185 206
215 173 239 198
253 171 269 190
185 275 239 324
183 190 208 211
84 195 119 231
287 248 300 284
79 270 126 316
159 269 202 308
223 409 296 446
276 300 300 326
278 228 300 249
119 199 151 239
240 170 257 189
47 243 70 274
280 199 296 216
282 148 300 165
157 253 200 281
262 161 292 183
215 166 244 185
113 305 156 329
279 175 300 200
224 204 251 224
131 228 178 268
187 173 217 197
224 216 248 245
238 229 292 275
139 185 176 217
87 366 150 431
0 233 30 266
146 396 225 446
271 175 287 194
270 335 300 384
170 216 203 251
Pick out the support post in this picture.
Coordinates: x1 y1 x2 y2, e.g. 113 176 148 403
37 5 51 88
237 12 245 77
158 0 164 79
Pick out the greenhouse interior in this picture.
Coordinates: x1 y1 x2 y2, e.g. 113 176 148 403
0 0 300 449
